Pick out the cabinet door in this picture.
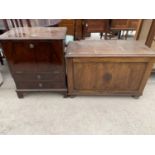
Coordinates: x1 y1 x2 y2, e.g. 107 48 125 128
73 61 146 92
35 40 65 72
11 41 36 72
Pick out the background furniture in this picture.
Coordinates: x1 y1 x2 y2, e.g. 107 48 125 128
0 27 67 98
0 21 6 65
74 20 83 40
58 19 83 40
30 19 61 27
0 43 3 86
58 19 75 45
0 45 4 65
81 19 140 40
82 19 110 39
145 20 155 47
2 19 62 30
59 20 75 36
145 20 155 72
110 19 140 39
3 19 31 31
0 22 5 86
66 40 155 97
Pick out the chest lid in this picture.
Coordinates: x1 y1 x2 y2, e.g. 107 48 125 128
66 40 155 58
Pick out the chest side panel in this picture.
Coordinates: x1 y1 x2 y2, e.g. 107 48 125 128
73 59 147 92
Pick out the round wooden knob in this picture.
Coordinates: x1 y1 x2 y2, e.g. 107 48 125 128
37 75 41 79
103 73 112 81
29 43 34 48
38 83 43 88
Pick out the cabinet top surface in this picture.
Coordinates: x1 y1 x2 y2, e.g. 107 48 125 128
0 27 67 40
66 40 155 57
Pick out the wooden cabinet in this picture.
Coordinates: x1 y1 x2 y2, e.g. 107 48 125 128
66 40 155 97
0 27 67 98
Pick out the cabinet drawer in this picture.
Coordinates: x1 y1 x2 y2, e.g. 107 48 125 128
16 81 66 89
14 72 65 81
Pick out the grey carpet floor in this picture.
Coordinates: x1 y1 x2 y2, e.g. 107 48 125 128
0 61 155 135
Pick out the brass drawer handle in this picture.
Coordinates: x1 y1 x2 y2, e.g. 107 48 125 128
29 43 34 48
38 83 43 88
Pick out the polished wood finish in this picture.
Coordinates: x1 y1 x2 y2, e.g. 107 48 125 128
0 27 66 40
66 40 155 97
1 19 31 65
0 27 67 98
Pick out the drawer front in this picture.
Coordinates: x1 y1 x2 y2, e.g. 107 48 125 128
14 71 65 82
16 81 66 89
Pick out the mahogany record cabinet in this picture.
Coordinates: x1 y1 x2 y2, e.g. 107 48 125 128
66 40 155 98
0 27 67 98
